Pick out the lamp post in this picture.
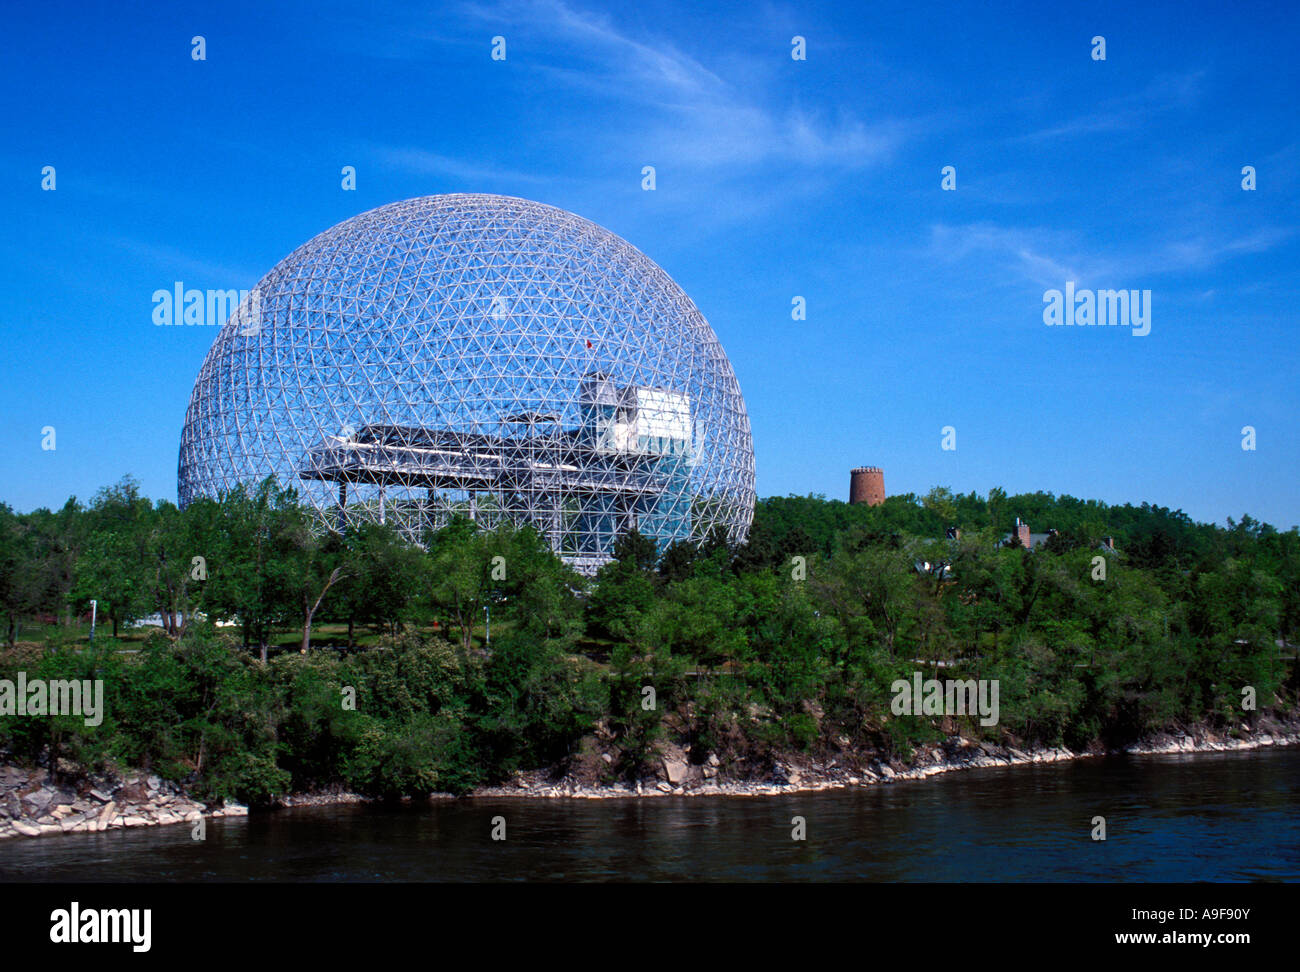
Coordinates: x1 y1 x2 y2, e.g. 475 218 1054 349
89 599 97 647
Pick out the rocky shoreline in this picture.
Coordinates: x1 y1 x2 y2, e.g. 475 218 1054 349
3 715 1298 839
0 764 247 841
472 715 1300 799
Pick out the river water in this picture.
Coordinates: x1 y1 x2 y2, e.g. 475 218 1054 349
2 748 1297 882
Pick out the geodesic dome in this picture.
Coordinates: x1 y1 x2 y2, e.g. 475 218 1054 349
177 194 755 571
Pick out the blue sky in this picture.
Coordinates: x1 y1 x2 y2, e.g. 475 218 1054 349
2 0 1297 528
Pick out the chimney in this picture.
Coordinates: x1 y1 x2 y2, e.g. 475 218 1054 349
1103 535 1114 550
1016 517 1031 549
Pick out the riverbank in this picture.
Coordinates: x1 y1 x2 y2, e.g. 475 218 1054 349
0 764 247 840
473 711 1300 799
3 712 1298 839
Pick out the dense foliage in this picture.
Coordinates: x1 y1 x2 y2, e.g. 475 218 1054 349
1 478 1296 803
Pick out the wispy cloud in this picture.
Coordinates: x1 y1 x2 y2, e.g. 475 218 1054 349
927 221 1295 290
463 0 731 100
374 148 551 185
103 237 262 286
1017 71 1205 142
454 0 906 171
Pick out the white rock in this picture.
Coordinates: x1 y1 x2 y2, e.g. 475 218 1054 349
662 758 689 785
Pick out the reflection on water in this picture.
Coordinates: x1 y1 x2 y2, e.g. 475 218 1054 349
2 748 1296 882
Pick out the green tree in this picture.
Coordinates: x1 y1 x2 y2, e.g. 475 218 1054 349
203 478 300 662
338 520 423 644
586 529 658 646
425 517 496 657
0 504 43 646
276 507 348 654
71 477 154 639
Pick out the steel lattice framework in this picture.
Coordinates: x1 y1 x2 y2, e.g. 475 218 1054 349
177 194 755 571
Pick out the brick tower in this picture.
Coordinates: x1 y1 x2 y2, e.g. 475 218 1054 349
849 466 885 506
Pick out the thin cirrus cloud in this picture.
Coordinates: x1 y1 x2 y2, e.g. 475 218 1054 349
464 0 732 99
452 0 907 172
927 222 1294 292
1015 71 1206 143
622 101 906 169
373 148 552 186
927 224 1084 289
99 237 262 290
